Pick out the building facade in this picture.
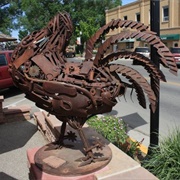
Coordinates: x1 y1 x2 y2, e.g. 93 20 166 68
105 0 180 51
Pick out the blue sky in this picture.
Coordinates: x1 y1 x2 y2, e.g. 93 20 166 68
122 0 136 5
11 0 136 39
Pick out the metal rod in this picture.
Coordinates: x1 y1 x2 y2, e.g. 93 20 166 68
149 0 160 151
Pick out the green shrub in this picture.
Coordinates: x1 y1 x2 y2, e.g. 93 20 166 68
142 128 180 180
87 115 142 159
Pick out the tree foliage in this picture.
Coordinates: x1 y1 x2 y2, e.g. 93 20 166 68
0 0 22 35
0 0 122 42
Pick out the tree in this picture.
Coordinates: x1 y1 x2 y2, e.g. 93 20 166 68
0 1 12 34
0 0 22 35
72 0 121 43
1 0 122 43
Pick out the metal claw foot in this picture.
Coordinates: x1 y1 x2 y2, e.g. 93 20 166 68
75 140 109 167
77 155 110 167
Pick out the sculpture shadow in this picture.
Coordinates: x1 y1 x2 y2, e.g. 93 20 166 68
108 110 147 130
0 120 37 154
0 86 23 99
62 125 110 153
121 113 147 129
0 172 17 180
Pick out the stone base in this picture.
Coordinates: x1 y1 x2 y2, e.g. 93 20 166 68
33 111 61 142
0 95 31 123
3 105 31 123
34 142 111 176
27 148 107 180
27 144 158 180
33 111 158 180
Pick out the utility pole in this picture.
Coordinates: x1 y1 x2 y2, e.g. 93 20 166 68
149 0 160 151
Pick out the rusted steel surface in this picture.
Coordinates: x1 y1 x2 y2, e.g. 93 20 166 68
9 12 178 170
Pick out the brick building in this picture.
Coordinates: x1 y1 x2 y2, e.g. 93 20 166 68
105 0 180 51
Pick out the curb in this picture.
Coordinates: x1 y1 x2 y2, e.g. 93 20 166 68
130 137 148 155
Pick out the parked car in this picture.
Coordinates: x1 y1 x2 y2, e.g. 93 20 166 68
170 47 180 67
134 47 150 58
0 50 14 89
65 46 76 58
132 47 150 65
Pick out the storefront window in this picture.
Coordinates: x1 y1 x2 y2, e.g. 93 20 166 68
126 42 134 49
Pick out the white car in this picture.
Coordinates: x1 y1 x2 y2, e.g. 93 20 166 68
135 47 150 58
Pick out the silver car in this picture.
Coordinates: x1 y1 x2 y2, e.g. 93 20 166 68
135 47 150 58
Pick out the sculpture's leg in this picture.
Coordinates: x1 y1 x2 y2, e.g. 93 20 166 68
51 120 77 149
77 127 109 167
47 121 67 150
56 121 66 148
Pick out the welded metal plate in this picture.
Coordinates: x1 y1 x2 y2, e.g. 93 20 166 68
34 140 112 176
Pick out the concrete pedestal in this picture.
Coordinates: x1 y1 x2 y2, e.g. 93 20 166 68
27 143 158 180
0 95 31 123
27 147 106 180
32 111 158 180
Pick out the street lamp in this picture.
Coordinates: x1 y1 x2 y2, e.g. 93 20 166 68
149 0 160 153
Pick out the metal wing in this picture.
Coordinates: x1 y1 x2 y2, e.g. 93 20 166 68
85 19 178 111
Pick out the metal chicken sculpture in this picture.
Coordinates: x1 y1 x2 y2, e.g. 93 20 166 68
9 12 177 174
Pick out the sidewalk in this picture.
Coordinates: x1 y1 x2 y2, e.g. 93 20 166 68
0 119 47 180
0 96 152 179
0 115 156 180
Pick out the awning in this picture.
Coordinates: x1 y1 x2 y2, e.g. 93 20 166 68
118 38 135 43
0 33 17 42
160 34 180 40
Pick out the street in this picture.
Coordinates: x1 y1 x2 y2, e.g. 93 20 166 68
109 59 180 145
0 57 180 147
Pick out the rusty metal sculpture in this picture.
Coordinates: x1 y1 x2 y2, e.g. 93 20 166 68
9 12 177 175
